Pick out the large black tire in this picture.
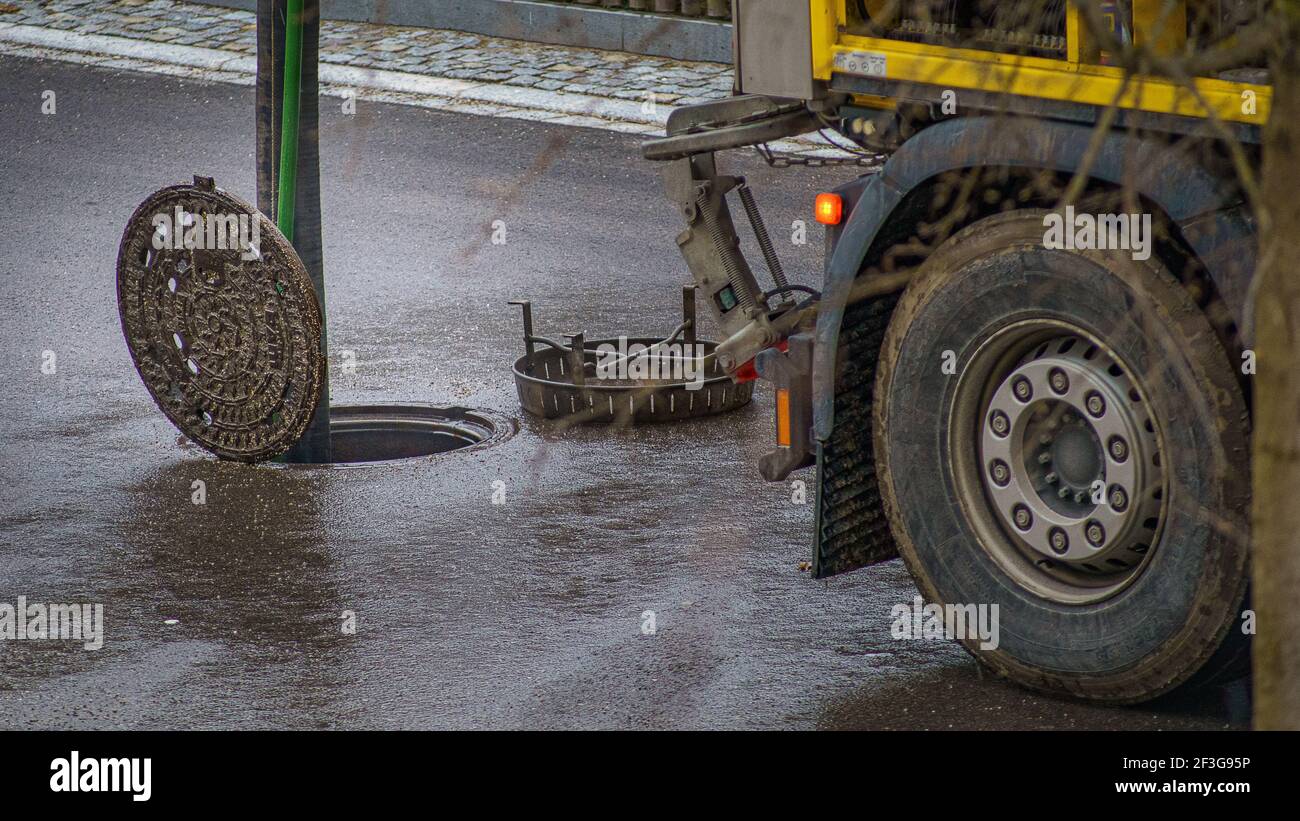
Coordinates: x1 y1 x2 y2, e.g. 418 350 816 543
873 210 1251 703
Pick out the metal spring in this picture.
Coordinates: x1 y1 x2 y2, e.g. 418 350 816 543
695 186 755 313
737 182 791 301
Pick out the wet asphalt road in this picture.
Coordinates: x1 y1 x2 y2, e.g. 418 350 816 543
0 55 1249 729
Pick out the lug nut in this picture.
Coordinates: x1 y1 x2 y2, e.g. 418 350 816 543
989 410 1010 437
1086 521 1105 547
1012 504 1033 531
1049 367 1069 394
1058 486 1071 500
1073 490 1086 504
1048 527 1069 554
1109 485 1129 512
1108 436 1128 462
1012 377 1033 402
1086 391 1106 417
1037 452 1052 465
1044 472 1058 484
989 460 1010 487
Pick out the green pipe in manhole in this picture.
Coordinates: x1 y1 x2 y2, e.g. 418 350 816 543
276 0 304 242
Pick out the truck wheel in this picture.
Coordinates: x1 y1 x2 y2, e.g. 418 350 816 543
873 210 1251 703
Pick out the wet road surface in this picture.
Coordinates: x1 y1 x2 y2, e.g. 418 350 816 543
0 55 1249 729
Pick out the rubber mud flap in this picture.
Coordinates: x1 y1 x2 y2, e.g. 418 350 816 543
813 292 900 577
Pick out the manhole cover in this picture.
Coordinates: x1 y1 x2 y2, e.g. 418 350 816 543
282 404 514 466
116 176 323 462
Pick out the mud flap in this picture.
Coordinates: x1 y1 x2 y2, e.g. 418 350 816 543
811 294 900 578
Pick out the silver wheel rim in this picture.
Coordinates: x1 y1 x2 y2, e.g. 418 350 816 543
950 320 1167 604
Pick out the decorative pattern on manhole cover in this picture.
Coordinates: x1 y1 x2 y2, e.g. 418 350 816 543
116 177 323 462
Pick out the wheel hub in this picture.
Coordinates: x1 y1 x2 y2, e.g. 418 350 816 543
1047 420 1100 487
979 335 1162 572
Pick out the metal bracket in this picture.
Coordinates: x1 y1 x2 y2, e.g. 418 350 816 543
642 94 818 162
508 299 536 372
563 332 586 386
661 152 770 350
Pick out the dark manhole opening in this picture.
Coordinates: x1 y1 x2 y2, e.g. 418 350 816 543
283 404 513 466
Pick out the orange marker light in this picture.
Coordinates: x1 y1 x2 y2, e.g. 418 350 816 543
776 388 792 447
815 193 843 226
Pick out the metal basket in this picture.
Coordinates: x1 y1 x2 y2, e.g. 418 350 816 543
508 288 753 424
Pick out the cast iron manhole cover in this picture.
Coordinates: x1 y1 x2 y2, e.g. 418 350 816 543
116 176 323 462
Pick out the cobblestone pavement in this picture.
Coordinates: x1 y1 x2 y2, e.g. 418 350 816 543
0 0 735 107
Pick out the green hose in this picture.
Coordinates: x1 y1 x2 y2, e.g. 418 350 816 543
269 0 309 464
276 0 304 242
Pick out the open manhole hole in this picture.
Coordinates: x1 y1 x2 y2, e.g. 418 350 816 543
283 404 514 466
